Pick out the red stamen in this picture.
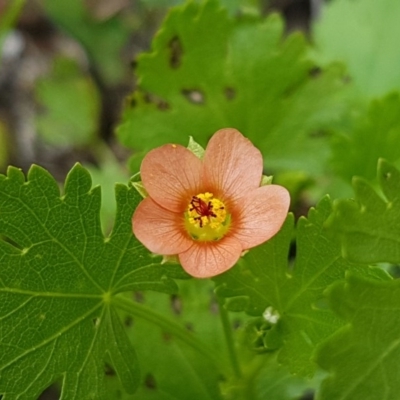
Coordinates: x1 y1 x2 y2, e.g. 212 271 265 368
190 196 217 227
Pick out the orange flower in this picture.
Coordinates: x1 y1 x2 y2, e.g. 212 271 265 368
132 128 290 278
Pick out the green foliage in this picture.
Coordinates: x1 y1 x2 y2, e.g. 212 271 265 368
214 197 389 377
316 161 400 399
85 150 130 233
313 0 400 97
317 274 400 400
35 56 100 147
5 0 400 398
331 93 400 184
140 0 254 14
106 280 317 400
106 280 225 399
329 159 400 264
253 356 321 400
0 164 185 399
40 0 130 83
118 0 353 176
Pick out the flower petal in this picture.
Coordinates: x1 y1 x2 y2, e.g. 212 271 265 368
141 144 203 212
132 197 192 255
179 236 242 278
203 128 263 201
233 184 290 249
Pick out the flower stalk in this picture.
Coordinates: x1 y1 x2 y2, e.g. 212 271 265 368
217 296 242 379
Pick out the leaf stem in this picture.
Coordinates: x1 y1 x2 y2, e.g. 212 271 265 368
112 295 225 372
217 296 242 379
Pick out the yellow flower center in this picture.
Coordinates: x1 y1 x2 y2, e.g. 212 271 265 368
184 192 231 241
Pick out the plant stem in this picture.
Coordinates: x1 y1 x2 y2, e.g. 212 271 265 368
112 295 225 372
217 296 242 379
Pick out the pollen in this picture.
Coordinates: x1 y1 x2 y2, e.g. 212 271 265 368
184 192 231 241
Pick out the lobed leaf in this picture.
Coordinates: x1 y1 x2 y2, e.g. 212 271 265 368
214 197 389 376
315 160 400 399
316 274 400 400
0 164 185 399
329 159 400 264
118 0 353 176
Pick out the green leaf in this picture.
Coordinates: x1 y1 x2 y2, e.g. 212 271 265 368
106 282 317 400
254 356 322 400
118 0 353 176
0 164 185 399
140 0 256 15
331 93 400 184
214 197 389 376
187 136 205 159
84 148 130 233
106 280 226 400
35 56 100 147
313 0 400 97
316 274 400 400
329 159 400 264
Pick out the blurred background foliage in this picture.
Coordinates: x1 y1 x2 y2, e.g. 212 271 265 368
0 0 319 225
2 0 400 218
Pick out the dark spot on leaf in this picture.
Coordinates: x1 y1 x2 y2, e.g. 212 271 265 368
185 322 194 332
105 363 116 376
182 89 205 105
169 36 183 69
129 98 137 108
92 318 99 326
170 294 182 315
124 316 133 327
309 67 321 78
143 92 170 111
134 291 145 303
210 294 219 314
224 87 236 100
218 374 227 383
232 319 242 330
383 172 391 180
309 129 330 138
143 93 152 104
162 332 173 342
145 373 157 390
157 100 170 111
342 75 352 84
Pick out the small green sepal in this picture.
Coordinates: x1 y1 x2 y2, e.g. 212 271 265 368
187 136 205 159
